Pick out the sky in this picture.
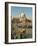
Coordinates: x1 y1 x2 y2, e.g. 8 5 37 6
11 6 32 17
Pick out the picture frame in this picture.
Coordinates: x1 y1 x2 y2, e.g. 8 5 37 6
5 2 36 44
